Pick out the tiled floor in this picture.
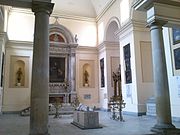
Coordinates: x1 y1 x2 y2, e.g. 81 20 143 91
0 111 180 135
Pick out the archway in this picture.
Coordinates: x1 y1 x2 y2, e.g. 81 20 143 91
100 17 121 110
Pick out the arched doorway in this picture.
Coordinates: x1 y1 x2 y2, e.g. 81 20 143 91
99 17 120 110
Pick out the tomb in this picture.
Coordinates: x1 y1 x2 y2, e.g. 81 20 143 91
72 111 101 129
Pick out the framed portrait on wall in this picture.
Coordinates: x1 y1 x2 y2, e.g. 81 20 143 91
174 48 180 70
172 28 180 45
123 43 132 84
100 58 105 87
49 57 66 83
170 27 180 76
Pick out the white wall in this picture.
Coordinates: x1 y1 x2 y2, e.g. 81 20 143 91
98 45 108 109
7 8 97 47
163 27 180 119
96 0 155 114
3 41 33 112
133 28 154 113
97 0 121 44
119 30 139 113
76 47 100 108
49 17 97 47
117 20 154 115
7 9 34 42
98 42 120 110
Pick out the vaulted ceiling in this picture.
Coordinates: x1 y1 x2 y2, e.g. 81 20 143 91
51 0 112 18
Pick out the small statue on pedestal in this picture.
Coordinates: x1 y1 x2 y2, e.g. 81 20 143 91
53 97 62 118
83 70 89 87
16 67 23 86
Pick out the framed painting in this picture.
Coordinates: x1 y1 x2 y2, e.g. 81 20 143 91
49 57 66 83
172 28 180 45
170 27 180 76
100 58 105 87
174 48 180 70
123 44 132 84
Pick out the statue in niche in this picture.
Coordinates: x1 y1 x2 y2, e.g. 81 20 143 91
83 70 89 87
74 34 78 43
16 67 23 86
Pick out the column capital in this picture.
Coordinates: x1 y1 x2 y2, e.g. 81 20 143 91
32 1 54 15
146 19 167 29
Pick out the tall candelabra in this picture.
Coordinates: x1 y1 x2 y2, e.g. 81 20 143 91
108 65 126 121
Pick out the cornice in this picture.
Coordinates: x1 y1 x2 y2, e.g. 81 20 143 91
10 7 96 22
133 0 180 11
51 13 96 22
50 42 78 48
98 41 120 52
146 2 180 27
116 20 149 38
76 46 98 51
6 40 33 50
96 0 116 22
76 46 98 54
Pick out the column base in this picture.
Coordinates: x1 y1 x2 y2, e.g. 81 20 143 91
151 123 180 135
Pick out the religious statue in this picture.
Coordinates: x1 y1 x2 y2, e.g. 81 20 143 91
84 70 89 87
53 34 59 42
74 34 78 43
16 67 23 86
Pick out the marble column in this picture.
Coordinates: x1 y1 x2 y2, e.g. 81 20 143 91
30 1 54 135
150 22 175 131
71 52 76 92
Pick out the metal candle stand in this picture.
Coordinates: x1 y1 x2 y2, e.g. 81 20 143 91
108 66 126 121
109 96 126 121
53 97 62 118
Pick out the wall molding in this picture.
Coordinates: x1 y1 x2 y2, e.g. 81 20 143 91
6 40 33 50
96 0 116 21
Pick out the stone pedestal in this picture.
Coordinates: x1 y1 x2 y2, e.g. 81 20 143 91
72 111 101 129
146 97 156 116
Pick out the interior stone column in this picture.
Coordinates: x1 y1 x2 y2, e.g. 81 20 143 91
30 1 54 135
149 22 175 131
71 52 76 92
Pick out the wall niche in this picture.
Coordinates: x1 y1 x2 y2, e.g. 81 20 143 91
79 60 95 88
83 64 90 87
9 56 29 88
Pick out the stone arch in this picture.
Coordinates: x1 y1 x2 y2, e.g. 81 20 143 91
49 24 75 44
104 17 120 42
